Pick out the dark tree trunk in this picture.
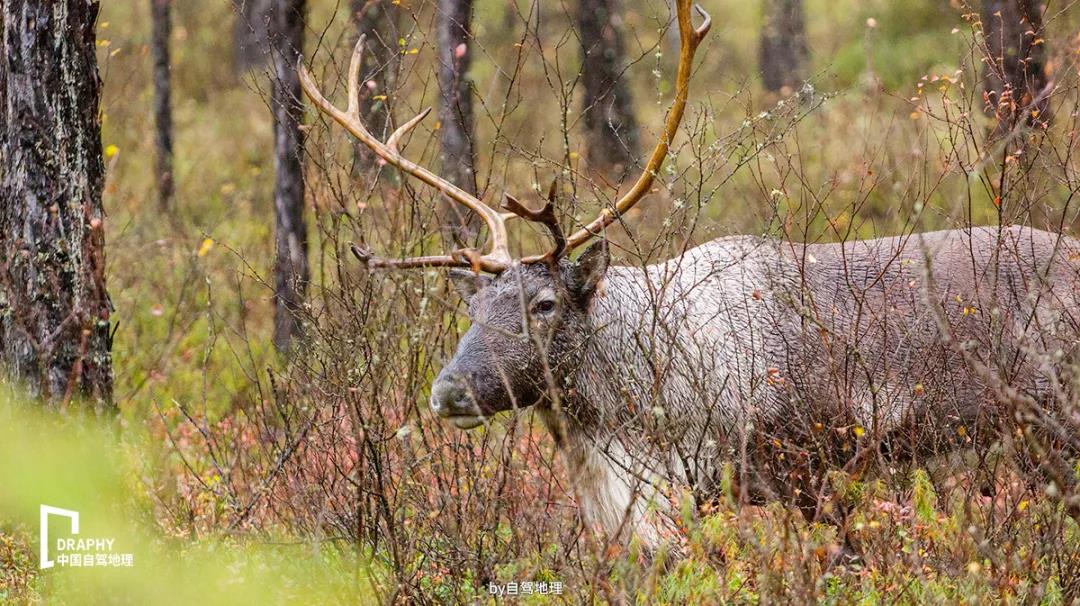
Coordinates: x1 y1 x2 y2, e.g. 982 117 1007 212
351 0 401 173
436 0 480 244
234 0 271 72
268 0 308 352
759 0 807 94
578 0 640 176
151 0 175 209
981 0 1049 134
0 0 113 405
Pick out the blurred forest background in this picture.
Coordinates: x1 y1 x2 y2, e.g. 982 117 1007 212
3 0 1080 603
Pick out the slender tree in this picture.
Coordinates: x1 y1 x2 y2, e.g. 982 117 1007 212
759 0 807 94
436 0 480 243
981 0 1049 133
234 0 271 72
0 0 113 405
351 0 401 172
268 0 309 352
151 0 175 208
578 0 640 176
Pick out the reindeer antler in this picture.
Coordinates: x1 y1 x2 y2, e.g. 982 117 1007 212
502 179 566 264
524 0 711 263
300 0 710 272
300 37 518 273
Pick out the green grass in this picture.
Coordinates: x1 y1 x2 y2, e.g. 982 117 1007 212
0 395 378 605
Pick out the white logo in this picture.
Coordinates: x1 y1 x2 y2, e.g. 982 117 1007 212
39 504 133 569
40 505 79 569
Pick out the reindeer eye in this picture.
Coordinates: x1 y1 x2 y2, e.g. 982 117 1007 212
533 299 556 314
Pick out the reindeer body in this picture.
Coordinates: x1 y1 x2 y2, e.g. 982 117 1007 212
300 0 1078 554
546 226 1079 547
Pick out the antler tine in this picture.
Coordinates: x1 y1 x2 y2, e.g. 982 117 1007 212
299 38 512 273
346 35 365 117
386 107 432 155
693 4 711 39
552 0 711 257
542 178 567 260
502 180 566 263
350 243 477 270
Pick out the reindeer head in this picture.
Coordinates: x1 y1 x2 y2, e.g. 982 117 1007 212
299 1 709 430
430 241 608 428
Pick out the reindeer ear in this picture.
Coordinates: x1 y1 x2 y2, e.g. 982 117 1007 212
448 269 491 304
571 239 609 304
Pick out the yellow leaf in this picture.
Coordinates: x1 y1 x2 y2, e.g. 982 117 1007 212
853 426 865 438
197 239 215 257
104 144 119 158
1018 500 1029 512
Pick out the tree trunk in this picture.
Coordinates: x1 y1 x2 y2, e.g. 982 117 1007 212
436 0 480 244
578 0 640 176
981 0 1049 134
234 0 271 72
0 0 113 406
268 0 308 352
351 0 401 173
151 0 175 209
759 0 807 94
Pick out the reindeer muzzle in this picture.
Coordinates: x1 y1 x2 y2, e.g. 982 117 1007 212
430 374 486 430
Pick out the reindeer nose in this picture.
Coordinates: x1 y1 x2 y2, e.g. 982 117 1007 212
430 374 474 417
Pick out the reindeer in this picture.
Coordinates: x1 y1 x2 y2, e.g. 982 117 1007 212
300 1 1080 556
